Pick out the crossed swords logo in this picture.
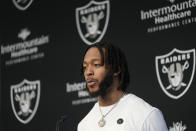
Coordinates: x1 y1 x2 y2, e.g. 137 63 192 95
11 79 40 124
81 11 104 39
15 91 36 116
162 61 189 91
76 0 110 45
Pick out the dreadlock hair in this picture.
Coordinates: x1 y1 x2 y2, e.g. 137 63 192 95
81 42 130 92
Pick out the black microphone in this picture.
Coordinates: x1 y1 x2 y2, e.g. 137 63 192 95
56 115 68 131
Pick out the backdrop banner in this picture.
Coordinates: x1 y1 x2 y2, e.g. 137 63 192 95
1 0 195 131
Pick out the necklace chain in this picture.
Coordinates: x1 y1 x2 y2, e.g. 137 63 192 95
98 93 126 127
99 100 118 118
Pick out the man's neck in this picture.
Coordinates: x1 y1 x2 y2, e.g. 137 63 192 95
98 88 124 106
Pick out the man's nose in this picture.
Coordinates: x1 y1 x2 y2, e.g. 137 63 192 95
86 66 94 76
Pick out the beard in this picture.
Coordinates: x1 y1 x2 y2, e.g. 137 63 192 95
86 71 114 98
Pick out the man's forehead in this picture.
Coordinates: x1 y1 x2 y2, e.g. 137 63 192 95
83 58 101 64
83 56 102 64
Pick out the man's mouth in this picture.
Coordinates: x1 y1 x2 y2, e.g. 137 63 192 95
86 79 98 87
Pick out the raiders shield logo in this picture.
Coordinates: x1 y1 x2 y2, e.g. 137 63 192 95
76 0 110 45
155 48 195 99
12 0 33 11
10 79 41 124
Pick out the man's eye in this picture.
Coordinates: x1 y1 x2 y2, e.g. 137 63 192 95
94 64 100 67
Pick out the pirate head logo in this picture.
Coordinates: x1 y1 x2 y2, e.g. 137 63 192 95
12 0 33 11
10 79 41 124
155 48 195 99
76 0 110 45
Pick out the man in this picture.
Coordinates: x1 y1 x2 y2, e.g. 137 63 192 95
78 42 168 131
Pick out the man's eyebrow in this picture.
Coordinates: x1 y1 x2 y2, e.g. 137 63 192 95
83 58 101 64
91 58 101 62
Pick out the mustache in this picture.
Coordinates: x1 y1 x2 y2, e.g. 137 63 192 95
86 78 98 83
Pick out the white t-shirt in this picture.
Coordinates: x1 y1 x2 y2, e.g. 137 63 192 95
78 94 168 131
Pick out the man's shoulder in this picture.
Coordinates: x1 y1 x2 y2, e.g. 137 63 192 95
121 93 157 119
120 93 160 130
123 93 155 110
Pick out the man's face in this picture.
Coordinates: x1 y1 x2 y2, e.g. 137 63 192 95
83 47 107 95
